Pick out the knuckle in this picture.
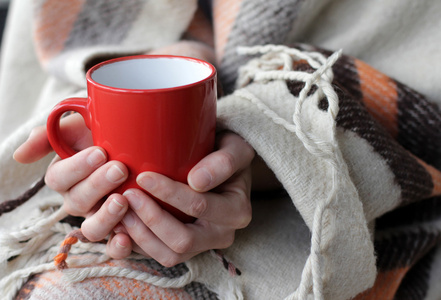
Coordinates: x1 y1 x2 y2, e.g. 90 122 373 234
235 212 252 229
159 254 181 268
171 232 194 254
84 231 100 242
108 247 130 260
231 191 252 229
188 195 208 218
63 192 91 217
217 151 235 176
81 222 101 242
218 232 235 249
62 201 75 215
67 192 86 210
237 202 252 229
243 142 255 161
70 160 85 176
62 197 82 216
143 210 163 228
44 171 63 192
88 173 105 191
154 179 175 199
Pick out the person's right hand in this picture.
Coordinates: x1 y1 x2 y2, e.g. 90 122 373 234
14 114 133 257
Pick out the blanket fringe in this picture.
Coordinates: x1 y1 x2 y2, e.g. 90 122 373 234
54 228 91 269
62 264 197 288
0 206 68 262
237 45 343 300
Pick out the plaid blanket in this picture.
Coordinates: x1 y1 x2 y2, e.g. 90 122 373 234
300 45 441 299
1 0 441 299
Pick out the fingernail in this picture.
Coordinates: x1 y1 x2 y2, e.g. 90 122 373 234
190 168 212 191
87 149 106 167
137 174 155 190
108 198 124 215
123 212 136 228
123 190 143 210
116 241 126 249
106 165 126 183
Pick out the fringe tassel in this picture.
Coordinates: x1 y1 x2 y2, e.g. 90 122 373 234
54 229 90 269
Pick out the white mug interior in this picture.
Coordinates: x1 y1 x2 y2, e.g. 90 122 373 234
91 56 214 90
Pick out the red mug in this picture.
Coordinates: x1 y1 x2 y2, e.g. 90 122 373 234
46 55 217 222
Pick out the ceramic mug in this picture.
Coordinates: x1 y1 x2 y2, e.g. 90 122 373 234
46 55 217 222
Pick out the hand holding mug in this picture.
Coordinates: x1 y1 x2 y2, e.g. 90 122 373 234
102 132 254 265
46 55 217 222
14 55 255 266
36 127 254 265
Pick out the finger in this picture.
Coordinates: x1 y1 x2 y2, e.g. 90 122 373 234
137 172 251 228
124 189 235 255
63 161 128 216
45 146 108 192
111 226 151 258
188 132 255 192
121 207 195 267
13 126 52 164
81 194 129 241
106 232 133 259
113 223 128 235
13 113 92 164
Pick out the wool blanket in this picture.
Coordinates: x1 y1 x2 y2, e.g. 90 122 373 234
1 0 441 299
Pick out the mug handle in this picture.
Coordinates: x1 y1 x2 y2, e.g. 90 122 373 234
46 98 90 159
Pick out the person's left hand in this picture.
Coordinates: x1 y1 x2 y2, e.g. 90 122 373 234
82 132 255 266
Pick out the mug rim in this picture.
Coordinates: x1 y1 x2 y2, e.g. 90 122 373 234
86 54 217 93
